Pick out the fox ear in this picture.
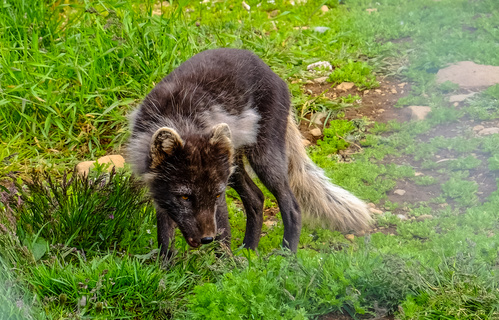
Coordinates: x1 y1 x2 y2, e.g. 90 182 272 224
150 127 183 168
210 123 234 163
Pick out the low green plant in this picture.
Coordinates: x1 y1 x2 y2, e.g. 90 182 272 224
316 119 356 155
413 175 438 186
441 176 478 207
437 80 460 93
487 153 499 171
16 169 155 255
447 156 482 171
328 60 379 89
400 255 499 319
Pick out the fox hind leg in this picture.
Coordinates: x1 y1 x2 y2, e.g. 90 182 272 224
247 147 301 252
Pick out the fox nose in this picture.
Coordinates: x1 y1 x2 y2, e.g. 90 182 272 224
201 237 214 244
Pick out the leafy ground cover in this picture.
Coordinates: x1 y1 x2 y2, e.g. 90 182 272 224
1 0 499 318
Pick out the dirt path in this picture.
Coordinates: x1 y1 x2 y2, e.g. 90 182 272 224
300 67 497 233
301 62 499 319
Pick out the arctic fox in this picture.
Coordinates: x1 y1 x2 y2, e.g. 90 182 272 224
128 48 371 256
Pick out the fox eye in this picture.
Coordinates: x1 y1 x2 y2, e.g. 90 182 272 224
216 193 221 198
180 195 190 201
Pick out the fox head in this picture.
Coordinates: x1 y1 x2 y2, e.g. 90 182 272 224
146 123 234 248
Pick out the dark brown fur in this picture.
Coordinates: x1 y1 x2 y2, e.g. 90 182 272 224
128 48 371 258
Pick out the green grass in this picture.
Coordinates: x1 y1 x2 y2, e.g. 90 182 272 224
1 0 499 318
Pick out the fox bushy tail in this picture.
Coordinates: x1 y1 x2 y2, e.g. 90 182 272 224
286 113 372 232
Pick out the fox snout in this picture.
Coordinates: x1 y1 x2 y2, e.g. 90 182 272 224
183 210 217 248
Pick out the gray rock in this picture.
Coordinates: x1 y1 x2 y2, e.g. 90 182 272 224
314 26 330 33
307 61 332 71
437 61 499 89
393 189 406 196
309 128 322 137
478 127 499 136
408 106 431 121
336 82 355 91
449 92 476 103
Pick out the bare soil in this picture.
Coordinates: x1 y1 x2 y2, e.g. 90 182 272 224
299 75 498 238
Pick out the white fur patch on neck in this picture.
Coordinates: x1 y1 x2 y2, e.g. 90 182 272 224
201 104 260 148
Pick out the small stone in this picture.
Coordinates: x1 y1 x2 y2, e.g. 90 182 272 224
449 92 476 103
309 128 322 137
414 172 424 176
398 83 407 88
473 125 485 131
268 9 279 18
307 61 332 71
374 89 382 93
311 111 327 125
76 161 94 177
364 90 370 94
78 296 87 307
397 214 408 221
453 102 459 107
391 88 397 94
366 8 377 14
345 234 355 241
264 220 277 227
408 106 431 121
416 214 433 222
152 1 170 15
377 108 385 113
302 139 312 147
320 5 328 12
313 76 328 84
241 1 250 11
478 127 499 136
76 155 125 177
393 189 406 196
336 82 355 91
367 203 376 208
314 26 330 33
369 208 383 215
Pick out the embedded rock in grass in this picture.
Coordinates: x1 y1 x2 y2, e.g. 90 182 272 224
345 234 355 241
436 61 499 89
307 61 332 71
313 27 330 33
313 76 328 84
477 127 499 136
336 82 355 92
393 189 406 196
416 214 433 222
309 128 322 137
407 106 431 121
449 92 476 103
473 125 485 132
152 1 169 15
369 207 383 215
264 220 277 228
320 5 328 12
76 155 125 177
311 111 327 125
